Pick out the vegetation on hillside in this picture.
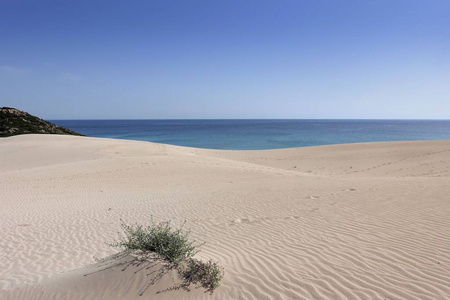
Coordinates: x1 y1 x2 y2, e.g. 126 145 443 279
0 107 83 137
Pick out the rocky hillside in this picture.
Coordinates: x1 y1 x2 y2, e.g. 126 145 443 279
0 107 83 137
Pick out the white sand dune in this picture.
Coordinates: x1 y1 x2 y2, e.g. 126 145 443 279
1 135 449 299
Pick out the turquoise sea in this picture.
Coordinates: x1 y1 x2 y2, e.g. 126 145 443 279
52 119 450 150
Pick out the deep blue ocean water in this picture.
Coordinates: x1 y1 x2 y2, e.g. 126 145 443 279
52 119 450 150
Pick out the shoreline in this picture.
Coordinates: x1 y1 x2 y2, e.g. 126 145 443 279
50 119 450 151
3 131 450 150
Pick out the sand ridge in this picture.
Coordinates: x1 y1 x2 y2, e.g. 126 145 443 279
1 135 449 299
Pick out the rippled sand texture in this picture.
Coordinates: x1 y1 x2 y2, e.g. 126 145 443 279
1 135 449 299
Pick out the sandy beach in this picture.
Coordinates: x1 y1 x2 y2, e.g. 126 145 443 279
1 134 449 299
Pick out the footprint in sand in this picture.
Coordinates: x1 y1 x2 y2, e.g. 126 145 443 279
344 188 357 192
232 218 246 224
231 217 258 225
307 195 321 199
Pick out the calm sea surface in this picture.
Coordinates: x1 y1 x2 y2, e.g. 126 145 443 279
52 119 450 150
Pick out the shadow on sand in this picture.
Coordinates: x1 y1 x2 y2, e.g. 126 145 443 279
83 251 213 297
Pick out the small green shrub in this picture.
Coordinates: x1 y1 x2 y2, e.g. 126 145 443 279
182 258 224 292
110 220 202 264
110 219 224 292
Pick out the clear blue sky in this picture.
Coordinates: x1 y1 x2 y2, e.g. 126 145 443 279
1 0 449 119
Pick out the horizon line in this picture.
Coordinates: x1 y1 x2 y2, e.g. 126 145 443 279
49 118 450 121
